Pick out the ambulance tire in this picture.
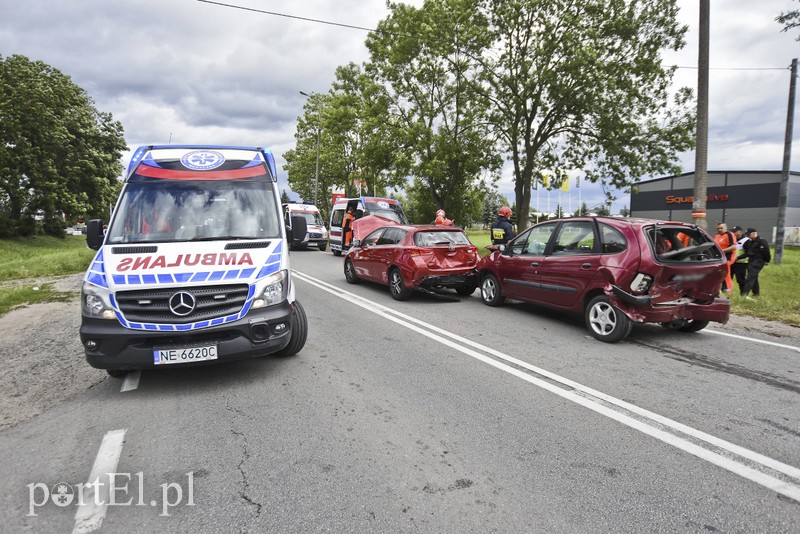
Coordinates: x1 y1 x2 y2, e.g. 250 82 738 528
106 369 127 378
273 300 308 357
333 249 342 257
318 242 327 252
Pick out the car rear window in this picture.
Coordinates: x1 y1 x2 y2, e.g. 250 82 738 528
646 225 723 262
414 230 470 247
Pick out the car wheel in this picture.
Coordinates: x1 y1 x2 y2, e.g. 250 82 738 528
480 273 504 306
455 285 476 297
318 242 327 252
106 369 127 378
678 319 710 333
389 268 412 301
344 258 359 284
273 300 308 357
333 249 342 257
585 295 632 343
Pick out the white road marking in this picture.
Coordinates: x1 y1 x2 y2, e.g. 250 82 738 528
120 370 141 392
73 429 126 534
705 328 800 353
293 270 800 502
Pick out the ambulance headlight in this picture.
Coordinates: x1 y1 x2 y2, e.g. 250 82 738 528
81 282 116 320
252 270 287 308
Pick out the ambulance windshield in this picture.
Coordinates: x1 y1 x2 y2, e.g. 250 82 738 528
106 179 281 244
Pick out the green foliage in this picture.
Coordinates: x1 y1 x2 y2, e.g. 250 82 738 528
483 0 693 230
0 283 76 317
0 54 126 237
729 247 800 324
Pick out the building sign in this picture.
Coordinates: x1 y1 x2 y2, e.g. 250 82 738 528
665 193 729 204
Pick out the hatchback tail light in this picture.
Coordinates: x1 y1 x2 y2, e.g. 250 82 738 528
409 248 433 257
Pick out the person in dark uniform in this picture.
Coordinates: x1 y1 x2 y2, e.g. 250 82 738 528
491 206 515 245
740 228 770 300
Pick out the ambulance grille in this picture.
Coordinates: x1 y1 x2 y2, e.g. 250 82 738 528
225 241 271 250
115 284 249 324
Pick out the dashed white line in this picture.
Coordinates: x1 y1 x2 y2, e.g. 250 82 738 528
120 370 141 392
73 428 126 534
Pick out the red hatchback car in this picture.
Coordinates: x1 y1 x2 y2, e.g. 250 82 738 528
344 224 480 300
477 217 730 342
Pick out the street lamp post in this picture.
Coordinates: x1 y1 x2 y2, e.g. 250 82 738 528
299 91 320 205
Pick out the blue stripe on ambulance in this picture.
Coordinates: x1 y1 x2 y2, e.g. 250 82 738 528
91 242 282 331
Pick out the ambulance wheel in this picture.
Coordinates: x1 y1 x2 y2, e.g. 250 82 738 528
333 249 342 257
389 268 411 301
273 301 308 357
344 259 359 284
318 242 327 252
106 369 127 378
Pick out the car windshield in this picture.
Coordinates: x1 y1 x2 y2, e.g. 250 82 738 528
294 212 325 226
106 179 281 244
364 201 408 224
414 230 470 247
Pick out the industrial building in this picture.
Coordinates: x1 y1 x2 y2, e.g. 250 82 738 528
629 170 800 245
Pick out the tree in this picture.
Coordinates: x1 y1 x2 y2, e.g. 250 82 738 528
576 202 590 217
777 1 800 41
482 0 694 232
364 0 501 225
0 55 126 237
281 190 290 204
619 205 631 217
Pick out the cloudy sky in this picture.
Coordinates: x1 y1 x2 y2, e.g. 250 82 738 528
1 0 798 214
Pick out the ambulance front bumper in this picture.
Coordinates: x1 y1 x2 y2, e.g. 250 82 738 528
80 301 293 371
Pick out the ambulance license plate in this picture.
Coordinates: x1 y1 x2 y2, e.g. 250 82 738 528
153 344 218 365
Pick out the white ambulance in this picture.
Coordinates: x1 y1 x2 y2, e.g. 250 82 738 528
283 202 328 251
80 145 308 376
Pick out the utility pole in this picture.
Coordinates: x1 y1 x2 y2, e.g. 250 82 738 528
692 0 710 230
775 58 797 265
313 127 320 205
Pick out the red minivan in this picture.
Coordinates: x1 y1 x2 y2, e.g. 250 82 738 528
477 217 730 342
344 224 479 300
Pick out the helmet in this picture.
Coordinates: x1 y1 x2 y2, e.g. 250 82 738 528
436 209 446 218
499 206 512 217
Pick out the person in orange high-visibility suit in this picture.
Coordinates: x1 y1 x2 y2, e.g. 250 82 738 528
713 223 737 295
342 207 355 251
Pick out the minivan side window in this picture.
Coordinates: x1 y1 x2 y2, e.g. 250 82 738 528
600 223 627 253
520 222 557 255
552 221 596 255
331 209 344 227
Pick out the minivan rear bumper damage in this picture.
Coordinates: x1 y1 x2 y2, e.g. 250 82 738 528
609 285 730 324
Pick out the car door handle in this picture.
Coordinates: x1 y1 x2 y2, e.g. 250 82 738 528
530 262 539 267
581 262 593 269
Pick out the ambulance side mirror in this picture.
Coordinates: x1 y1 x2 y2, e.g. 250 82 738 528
86 219 104 250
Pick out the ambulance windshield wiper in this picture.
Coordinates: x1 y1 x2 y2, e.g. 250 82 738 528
189 235 263 242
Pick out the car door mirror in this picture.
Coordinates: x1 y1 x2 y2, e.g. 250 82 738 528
352 239 361 247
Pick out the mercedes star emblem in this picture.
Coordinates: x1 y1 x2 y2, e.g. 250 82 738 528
169 291 196 316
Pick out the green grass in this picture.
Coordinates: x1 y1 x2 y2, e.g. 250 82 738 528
0 235 95 315
0 234 96 280
465 229 800 326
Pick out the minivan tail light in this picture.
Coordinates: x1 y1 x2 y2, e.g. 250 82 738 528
630 273 653 293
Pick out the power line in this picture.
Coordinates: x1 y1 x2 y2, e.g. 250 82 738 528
198 1 790 73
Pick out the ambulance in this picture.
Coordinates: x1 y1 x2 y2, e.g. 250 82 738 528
329 196 408 256
80 145 308 377
283 202 328 251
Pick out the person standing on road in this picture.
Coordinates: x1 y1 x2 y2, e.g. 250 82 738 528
491 206 516 245
342 207 355 252
713 222 736 296
730 226 754 295
740 228 770 300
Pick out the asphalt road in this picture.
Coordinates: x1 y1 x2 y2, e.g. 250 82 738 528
1 249 799 533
